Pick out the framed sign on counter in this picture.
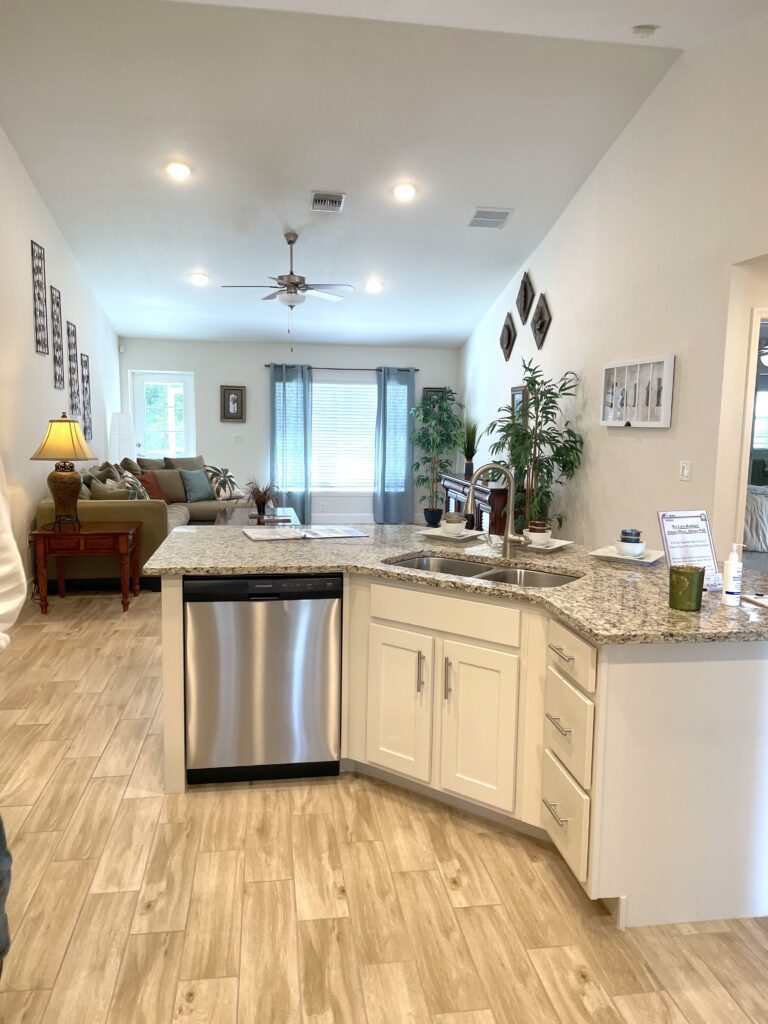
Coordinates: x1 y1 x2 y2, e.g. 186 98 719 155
657 510 722 590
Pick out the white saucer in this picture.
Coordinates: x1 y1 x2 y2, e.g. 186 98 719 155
525 538 574 553
418 526 481 543
589 545 664 566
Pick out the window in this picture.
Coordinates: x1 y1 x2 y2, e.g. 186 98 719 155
311 369 377 491
131 371 196 459
753 389 768 449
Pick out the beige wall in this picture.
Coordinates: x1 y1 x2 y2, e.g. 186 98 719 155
460 16 768 557
119 337 461 522
0 124 119 571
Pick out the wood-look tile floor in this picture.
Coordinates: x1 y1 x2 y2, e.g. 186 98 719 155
1 593 767 1023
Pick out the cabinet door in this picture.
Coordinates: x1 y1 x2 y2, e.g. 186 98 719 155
440 639 519 811
366 623 434 782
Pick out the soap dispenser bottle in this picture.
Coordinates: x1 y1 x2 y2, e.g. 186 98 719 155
722 543 744 607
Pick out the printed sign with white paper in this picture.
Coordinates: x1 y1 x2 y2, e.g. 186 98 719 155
657 510 722 591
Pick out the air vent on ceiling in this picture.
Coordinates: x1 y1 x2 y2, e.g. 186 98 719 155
311 191 346 213
468 207 512 229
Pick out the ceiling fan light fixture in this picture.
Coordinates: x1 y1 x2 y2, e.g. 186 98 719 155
277 290 306 307
393 182 417 204
166 161 191 182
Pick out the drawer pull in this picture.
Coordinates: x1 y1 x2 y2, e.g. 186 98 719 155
548 643 574 664
416 651 425 693
444 656 452 700
545 712 572 737
543 798 570 827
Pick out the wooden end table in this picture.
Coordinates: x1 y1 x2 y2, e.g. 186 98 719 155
31 521 142 614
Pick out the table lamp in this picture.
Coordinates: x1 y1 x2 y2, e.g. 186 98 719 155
30 412 96 529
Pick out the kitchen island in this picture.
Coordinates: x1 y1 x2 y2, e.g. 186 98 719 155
145 524 768 926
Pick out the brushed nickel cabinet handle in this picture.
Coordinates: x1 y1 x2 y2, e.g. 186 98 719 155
548 643 575 664
444 656 451 700
416 651 424 693
542 798 570 827
545 712 572 737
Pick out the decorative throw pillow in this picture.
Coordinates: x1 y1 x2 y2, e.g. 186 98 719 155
117 468 150 500
180 468 215 502
120 457 142 476
152 468 187 504
90 479 133 500
84 462 121 486
165 455 205 471
205 465 245 500
137 457 166 472
137 472 165 501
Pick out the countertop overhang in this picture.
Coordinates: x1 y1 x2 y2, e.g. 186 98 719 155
143 524 768 646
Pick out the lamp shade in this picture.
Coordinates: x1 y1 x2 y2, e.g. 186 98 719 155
108 412 136 463
30 413 96 462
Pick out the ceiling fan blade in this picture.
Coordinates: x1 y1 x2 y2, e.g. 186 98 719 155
305 284 355 292
221 284 278 289
306 289 344 302
261 290 282 301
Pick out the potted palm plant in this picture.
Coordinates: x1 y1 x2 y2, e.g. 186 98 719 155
459 418 480 480
411 387 464 527
486 359 584 531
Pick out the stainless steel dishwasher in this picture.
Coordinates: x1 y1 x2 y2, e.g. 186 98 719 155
183 574 342 783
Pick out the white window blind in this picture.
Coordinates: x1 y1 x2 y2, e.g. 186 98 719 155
311 369 377 491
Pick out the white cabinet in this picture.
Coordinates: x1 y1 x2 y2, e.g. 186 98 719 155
366 623 434 782
440 639 520 812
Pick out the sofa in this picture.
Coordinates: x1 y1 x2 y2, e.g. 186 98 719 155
35 454 249 581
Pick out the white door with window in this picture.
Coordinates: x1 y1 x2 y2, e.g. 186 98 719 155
131 371 196 459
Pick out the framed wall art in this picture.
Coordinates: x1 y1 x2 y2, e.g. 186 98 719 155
516 272 535 324
531 294 552 350
510 384 529 417
499 312 516 362
422 387 445 400
50 286 65 389
67 321 80 416
31 240 49 354
220 385 246 422
80 353 93 441
601 355 675 429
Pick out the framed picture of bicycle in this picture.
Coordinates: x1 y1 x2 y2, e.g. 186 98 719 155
601 355 675 428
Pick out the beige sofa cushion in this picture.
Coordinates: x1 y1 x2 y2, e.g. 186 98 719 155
165 455 205 470
138 457 166 471
153 469 186 504
167 504 191 530
90 479 131 500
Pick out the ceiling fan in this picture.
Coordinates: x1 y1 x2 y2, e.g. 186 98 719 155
221 230 355 323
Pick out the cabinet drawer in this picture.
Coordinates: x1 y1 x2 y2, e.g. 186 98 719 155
544 666 594 789
547 619 597 693
371 583 520 648
541 748 590 882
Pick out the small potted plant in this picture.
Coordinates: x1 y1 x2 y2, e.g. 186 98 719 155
246 478 280 517
411 387 464 527
459 418 480 480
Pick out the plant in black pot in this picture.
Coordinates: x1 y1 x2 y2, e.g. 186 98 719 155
246 478 280 517
459 418 481 480
411 387 463 527
486 359 584 531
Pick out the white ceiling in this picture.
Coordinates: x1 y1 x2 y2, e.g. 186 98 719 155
160 0 768 50
0 0 690 346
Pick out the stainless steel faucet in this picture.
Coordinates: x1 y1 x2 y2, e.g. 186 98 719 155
464 463 528 558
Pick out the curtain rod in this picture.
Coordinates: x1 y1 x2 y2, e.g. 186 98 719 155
264 364 419 372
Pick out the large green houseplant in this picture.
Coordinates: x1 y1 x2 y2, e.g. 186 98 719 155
411 387 464 526
486 359 584 530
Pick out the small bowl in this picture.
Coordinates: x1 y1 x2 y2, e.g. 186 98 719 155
441 520 467 536
525 529 552 547
615 540 646 557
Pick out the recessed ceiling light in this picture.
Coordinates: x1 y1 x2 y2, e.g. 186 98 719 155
166 161 191 182
393 182 417 204
188 271 209 287
366 277 384 294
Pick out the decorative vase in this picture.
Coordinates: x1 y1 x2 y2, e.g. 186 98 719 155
464 460 474 480
424 508 443 528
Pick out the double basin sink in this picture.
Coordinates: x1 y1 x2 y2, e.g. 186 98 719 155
389 554 578 588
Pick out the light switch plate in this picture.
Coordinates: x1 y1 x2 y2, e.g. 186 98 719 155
679 461 692 481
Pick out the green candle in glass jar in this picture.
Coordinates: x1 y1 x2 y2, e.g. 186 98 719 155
669 565 705 612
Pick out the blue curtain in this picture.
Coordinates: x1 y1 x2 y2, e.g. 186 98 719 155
270 364 312 524
374 367 415 524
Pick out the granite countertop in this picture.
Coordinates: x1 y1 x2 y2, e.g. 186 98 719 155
143 523 768 646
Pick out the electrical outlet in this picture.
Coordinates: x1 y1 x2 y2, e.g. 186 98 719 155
319 502 327 512
680 461 692 481
232 433 243 444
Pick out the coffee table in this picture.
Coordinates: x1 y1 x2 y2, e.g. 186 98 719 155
214 506 300 527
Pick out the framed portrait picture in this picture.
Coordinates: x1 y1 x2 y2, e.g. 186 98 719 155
221 385 246 422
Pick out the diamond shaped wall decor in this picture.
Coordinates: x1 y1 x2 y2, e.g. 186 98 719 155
499 312 516 362
531 294 552 350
